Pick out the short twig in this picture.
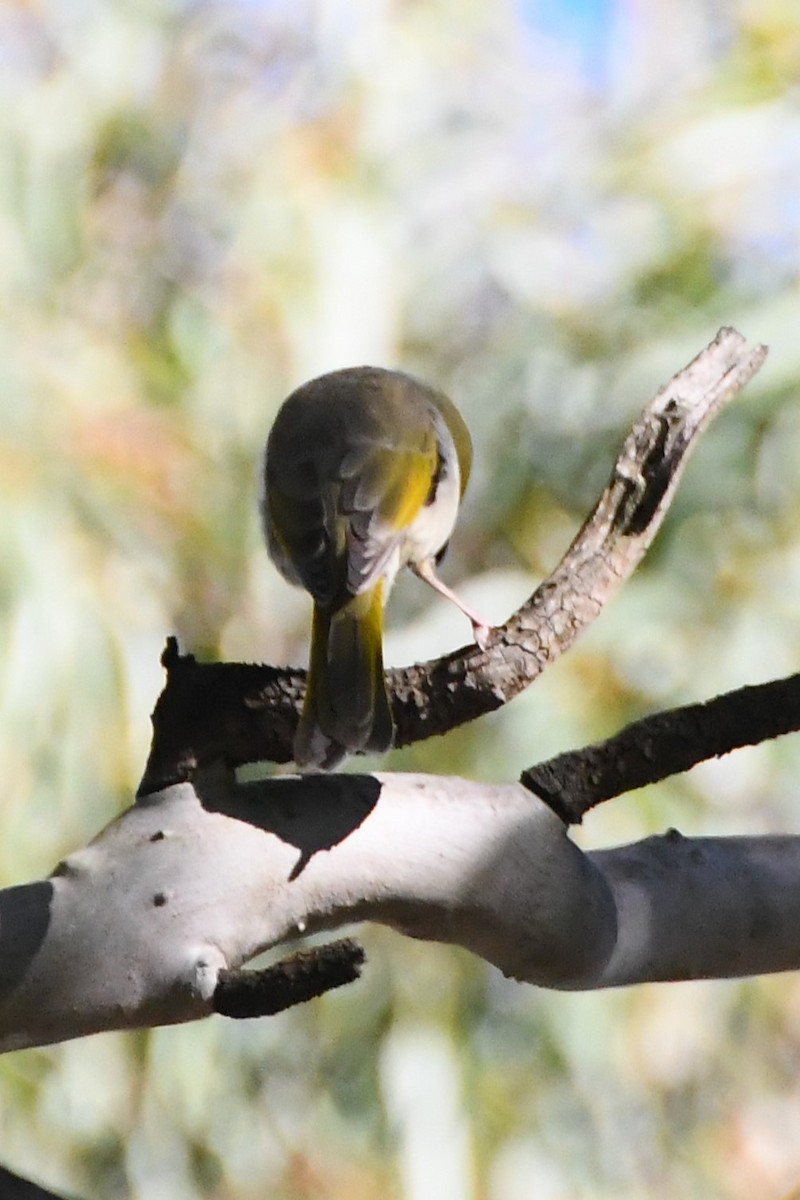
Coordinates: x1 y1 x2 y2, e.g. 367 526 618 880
213 938 366 1019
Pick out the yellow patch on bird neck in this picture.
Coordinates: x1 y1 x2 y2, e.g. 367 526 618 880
381 445 438 533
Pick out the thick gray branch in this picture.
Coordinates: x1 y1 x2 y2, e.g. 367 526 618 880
2 768 799 1053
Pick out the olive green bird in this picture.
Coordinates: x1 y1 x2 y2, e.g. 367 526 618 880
262 366 490 770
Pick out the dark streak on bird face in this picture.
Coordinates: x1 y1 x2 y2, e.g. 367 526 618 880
425 445 446 507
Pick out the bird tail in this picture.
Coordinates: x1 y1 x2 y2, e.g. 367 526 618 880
294 582 394 769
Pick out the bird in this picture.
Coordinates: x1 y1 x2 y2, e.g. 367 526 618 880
261 365 490 770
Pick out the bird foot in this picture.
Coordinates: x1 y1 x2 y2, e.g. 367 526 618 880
412 559 495 651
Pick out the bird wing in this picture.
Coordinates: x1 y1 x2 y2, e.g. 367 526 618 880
339 433 439 596
266 414 439 608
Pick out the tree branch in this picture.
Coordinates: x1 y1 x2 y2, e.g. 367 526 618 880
4 767 800 1053
523 672 800 823
213 939 365 1018
0 1165 76 1200
139 328 767 794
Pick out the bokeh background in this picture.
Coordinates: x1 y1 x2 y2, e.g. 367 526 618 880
1 0 800 1196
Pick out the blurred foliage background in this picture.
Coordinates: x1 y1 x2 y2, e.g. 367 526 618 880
1 0 799 1196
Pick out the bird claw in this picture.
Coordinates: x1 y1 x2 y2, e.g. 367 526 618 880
472 621 493 651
